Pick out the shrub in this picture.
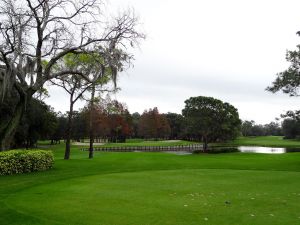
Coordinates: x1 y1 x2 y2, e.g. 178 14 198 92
193 147 239 154
0 150 54 175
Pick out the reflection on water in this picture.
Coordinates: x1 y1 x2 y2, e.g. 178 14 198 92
238 146 285 154
238 146 300 154
165 146 300 154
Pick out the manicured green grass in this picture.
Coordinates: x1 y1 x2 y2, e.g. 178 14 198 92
224 136 300 148
1 144 300 225
72 136 300 148
76 139 196 148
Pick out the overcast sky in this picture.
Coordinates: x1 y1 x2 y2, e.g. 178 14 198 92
46 0 300 124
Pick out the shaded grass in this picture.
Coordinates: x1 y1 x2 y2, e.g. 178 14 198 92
1 144 300 225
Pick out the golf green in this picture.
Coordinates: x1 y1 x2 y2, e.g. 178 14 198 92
1 145 300 225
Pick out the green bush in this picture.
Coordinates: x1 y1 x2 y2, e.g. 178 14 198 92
0 150 54 175
193 147 239 154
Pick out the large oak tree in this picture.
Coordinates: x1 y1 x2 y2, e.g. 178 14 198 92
182 96 241 151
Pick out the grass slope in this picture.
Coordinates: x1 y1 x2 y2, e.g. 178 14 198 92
1 143 300 225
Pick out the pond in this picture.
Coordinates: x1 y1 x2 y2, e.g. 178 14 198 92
233 146 300 154
150 146 300 155
195 146 300 154
238 146 286 154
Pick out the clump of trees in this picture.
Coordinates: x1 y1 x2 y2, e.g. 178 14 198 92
241 120 282 136
0 94 58 149
85 98 133 143
280 111 300 139
1 92 247 154
15 99 58 148
137 107 171 140
182 96 241 151
0 0 144 154
71 105 172 142
164 113 184 139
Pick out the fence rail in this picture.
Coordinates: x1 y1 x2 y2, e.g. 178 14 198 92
81 144 204 152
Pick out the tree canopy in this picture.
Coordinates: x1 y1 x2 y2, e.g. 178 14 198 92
182 96 241 151
164 113 184 139
267 40 300 96
241 120 282 136
138 107 171 140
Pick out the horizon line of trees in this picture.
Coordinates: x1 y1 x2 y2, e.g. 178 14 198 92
241 120 282 137
4 92 300 154
7 96 300 148
2 96 236 147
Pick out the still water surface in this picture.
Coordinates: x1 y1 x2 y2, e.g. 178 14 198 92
165 146 300 155
238 146 300 154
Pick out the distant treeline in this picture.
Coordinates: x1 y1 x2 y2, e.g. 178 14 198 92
2 96 239 148
3 95 300 149
241 120 282 137
54 107 182 144
241 116 300 139
1 97 181 147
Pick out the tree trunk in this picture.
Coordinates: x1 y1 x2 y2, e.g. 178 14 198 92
0 94 27 151
89 85 95 159
64 95 74 160
203 136 208 152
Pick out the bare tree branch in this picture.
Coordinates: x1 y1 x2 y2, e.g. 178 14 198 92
0 0 144 150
